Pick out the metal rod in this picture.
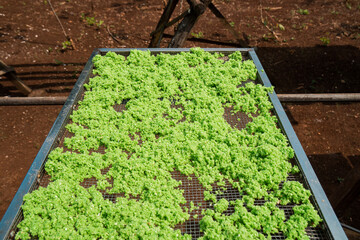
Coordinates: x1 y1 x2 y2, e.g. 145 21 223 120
0 97 67 105
277 93 360 102
341 223 360 234
1 93 360 106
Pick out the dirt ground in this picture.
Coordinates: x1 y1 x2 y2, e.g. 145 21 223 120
0 0 360 238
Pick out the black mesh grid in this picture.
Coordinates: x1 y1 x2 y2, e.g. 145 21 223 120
29 98 329 240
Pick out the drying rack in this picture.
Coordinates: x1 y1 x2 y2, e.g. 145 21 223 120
0 48 347 240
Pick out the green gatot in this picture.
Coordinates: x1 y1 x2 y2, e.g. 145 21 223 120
16 48 321 240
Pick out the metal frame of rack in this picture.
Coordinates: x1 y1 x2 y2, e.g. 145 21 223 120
0 48 347 240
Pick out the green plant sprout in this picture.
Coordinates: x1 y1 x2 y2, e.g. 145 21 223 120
191 31 203 38
80 13 104 29
320 36 330 46
298 8 309 15
54 59 64 65
337 177 344 183
61 40 72 51
345 1 352 10
310 79 318 90
278 23 285 31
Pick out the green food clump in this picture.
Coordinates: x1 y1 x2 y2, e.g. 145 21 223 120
16 48 321 239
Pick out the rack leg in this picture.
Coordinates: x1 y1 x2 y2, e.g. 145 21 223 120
149 0 179 48
168 0 210 48
0 60 32 96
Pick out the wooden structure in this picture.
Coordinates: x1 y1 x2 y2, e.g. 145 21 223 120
0 60 32 96
149 0 248 48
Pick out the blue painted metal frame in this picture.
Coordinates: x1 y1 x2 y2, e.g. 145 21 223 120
0 48 347 240
0 49 100 239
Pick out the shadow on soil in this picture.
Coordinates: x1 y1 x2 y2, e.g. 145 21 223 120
308 153 360 232
0 62 86 97
1 44 359 97
256 45 360 94
162 36 360 95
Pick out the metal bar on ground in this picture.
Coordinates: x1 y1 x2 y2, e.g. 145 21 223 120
277 93 360 102
0 97 67 105
1 93 360 106
341 223 360 235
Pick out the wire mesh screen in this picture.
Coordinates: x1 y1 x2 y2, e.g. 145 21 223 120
5 51 332 240
31 97 329 240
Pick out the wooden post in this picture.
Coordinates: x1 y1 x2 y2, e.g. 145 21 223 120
0 61 32 96
151 0 246 48
150 8 190 37
149 0 179 48
168 0 211 48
